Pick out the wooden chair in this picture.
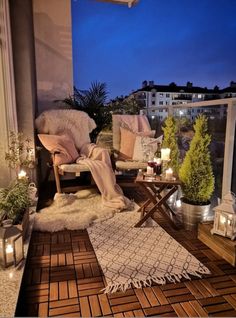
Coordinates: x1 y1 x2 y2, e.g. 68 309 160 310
112 114 152 173
51 151 92 193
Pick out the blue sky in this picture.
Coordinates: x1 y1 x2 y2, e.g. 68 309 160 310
72 0 236 99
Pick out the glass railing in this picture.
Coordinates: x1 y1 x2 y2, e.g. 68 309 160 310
173 98 236 203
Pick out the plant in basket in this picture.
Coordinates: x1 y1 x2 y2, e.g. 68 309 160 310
0 179 30 240
179 114 215 230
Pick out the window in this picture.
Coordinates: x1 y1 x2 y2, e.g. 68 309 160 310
152 101 155 105
198 94 202 98
152 93 155 97
159 93 164 97
159 101 164 105
166 94 170 98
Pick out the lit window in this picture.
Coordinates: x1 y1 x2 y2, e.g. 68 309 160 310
198 94 202 98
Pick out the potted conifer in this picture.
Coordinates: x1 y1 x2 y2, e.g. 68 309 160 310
162 115 180 174
179 114 215 230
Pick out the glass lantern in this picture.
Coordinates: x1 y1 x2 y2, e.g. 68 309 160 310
0 220 24 268
211 193 236 240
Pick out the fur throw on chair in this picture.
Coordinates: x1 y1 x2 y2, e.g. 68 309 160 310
35 109 96 149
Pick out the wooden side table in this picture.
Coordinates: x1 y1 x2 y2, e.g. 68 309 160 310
135 174 181 228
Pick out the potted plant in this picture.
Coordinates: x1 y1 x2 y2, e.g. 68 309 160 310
5 131 35 177
0 180 30 239
162 115 180 174
179 114 215 230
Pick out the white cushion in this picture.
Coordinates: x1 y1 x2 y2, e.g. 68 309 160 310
58 163 90 176
115 160 148 170
132 135 163 162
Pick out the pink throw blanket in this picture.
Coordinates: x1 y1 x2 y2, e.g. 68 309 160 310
77 144 132 211
114 114 151 132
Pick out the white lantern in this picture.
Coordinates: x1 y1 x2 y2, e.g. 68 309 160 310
0 220 24 268
211 193 236 240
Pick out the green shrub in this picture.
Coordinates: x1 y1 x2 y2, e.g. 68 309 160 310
0 180 30 223
179 115 214 204
162 116 180 174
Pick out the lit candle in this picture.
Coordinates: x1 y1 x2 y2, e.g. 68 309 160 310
147 166 154 175
161 148 170 161
165 168 173 180
18 169 27 180
6 244 13 254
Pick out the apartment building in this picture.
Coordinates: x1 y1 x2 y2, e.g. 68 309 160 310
133 81 236 120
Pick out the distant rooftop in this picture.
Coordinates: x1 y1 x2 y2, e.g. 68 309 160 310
134 80 236 94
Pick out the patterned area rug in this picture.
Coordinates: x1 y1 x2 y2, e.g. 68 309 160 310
88 211 210 293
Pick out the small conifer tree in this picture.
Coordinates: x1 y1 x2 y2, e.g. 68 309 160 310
179 115 214 204
162 116 180 174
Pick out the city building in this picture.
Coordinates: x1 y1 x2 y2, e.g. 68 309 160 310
133 80 236 120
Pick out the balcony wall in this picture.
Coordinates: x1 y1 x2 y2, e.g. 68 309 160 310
33 0 73 114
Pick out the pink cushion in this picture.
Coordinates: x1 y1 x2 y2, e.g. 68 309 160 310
119 127 155 160
38 134 79 165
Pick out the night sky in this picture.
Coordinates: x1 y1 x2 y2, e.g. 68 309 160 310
72 0 236 99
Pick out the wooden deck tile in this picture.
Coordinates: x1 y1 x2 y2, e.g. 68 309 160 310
172 303 188 317
151 286 169 305
98 294 112 316
79 296 91 317
38 302 48 317
59 281 68 300
134 289 150 308
49 282 59 301
111 302 141 314
109 295 138 306
89 295 102 317
143 304 175 316
49 298 79 309
143 287 160 306
68 280 78 298
49 304 80 317
189 300 208 317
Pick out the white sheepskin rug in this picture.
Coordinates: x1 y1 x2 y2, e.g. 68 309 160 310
34 189 137 232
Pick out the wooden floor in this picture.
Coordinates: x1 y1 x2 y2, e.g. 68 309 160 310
17 184 236 317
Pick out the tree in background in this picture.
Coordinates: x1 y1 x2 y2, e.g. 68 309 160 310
61 81 109 141
162 116 180 174
61 83 145 140
108 95 144 116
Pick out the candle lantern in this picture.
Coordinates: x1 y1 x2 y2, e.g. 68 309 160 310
161 148 170 161
0 220 24 268
211 193 236 240
18 169 27 180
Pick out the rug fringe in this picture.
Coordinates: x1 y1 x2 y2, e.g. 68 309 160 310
102 270 210 294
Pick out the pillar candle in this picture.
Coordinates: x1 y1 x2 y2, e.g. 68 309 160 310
147 166 154 175
165 168 173 180
161 148 170 161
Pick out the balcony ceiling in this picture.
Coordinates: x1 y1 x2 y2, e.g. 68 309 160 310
96 0 139 8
